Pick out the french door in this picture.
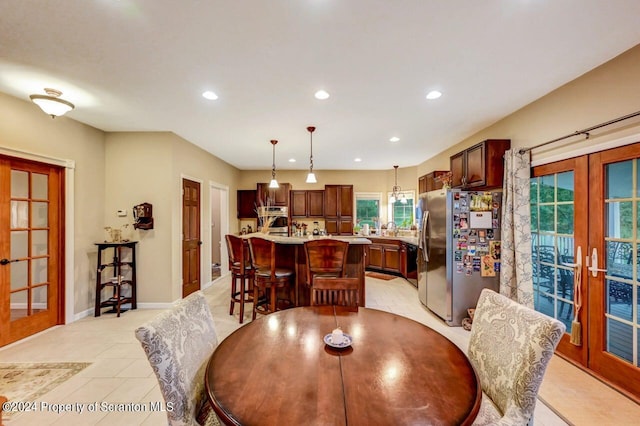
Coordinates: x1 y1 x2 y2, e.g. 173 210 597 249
532 143 640 397
0 155 64 346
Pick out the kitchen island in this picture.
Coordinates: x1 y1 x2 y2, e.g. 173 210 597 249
240 233 371 306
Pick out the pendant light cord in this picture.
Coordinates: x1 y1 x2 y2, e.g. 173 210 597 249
270 139 278 179
307 126 315 173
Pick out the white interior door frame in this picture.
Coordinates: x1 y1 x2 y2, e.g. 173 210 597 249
210 181 229 281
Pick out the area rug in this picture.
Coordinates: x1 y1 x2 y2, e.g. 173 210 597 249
0 362 91 418
366 271 398 281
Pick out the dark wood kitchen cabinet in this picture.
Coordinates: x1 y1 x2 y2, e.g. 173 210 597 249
324 185 353 235
418 170 448 193
290 190 324 218
257 183 291 207
450 139 510 190
366 238 405 275
237 190 257 218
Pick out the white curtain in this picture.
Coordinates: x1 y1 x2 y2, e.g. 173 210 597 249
500 149 533 307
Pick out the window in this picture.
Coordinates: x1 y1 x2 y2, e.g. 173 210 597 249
355 193 381 228
388 191 415 228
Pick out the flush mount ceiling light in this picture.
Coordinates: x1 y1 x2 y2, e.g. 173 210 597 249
29 88 74 118
426 90 442 100
389 136 400 142
202 90 218 100
389 165 407 204
269 139 280 189
314 90 330 100
305 126 317 183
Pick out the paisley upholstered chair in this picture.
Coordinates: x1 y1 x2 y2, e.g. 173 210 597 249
468 289 565 426
135 291 220 426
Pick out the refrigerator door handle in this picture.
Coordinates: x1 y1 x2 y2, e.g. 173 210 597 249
422 211 429 262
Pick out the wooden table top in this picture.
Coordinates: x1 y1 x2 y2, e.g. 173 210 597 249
205 306 480 426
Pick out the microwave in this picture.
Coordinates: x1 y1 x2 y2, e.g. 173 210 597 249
257 206 288 217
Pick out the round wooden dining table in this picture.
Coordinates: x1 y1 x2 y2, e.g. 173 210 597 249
205 306 481 426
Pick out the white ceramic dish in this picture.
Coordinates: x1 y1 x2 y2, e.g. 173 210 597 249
323 333 353 349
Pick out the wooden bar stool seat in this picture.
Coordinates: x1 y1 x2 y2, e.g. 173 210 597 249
225 234 254 324
248 237 294 318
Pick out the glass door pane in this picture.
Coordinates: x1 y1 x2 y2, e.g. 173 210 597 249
531 171 576 332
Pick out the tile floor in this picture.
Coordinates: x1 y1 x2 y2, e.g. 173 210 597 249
1 275 639 425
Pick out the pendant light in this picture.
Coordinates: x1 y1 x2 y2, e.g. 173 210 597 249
390 165 407 204
269 139 280 189
29 88 75 118
305 126 317 183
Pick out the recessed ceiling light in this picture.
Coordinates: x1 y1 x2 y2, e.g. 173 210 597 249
202 91 218 100
354 158 362 162
426 90 442 100
389 137 400 142
288 158 296 163
314 90 330 100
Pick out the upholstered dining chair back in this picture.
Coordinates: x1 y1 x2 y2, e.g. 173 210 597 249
135 291 219 426
468 289 565 426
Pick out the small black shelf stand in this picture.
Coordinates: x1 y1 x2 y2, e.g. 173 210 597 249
94 241 138 317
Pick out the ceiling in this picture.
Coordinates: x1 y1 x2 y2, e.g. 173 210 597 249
1 1 640 171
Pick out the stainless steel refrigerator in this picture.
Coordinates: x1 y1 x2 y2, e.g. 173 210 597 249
417 189 501 326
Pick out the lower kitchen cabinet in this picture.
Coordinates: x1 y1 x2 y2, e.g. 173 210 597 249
366 238 405 275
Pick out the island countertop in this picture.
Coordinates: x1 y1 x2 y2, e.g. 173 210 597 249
240 232 372 245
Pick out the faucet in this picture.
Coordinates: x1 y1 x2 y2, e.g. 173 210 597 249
386 221 398 237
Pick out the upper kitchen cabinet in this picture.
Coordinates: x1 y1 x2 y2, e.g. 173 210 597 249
257 182 291 207
450 139 510 189
237 189 257 218
290 190 324 218
324 185 353 218
324 185 353 235
418 170 448 193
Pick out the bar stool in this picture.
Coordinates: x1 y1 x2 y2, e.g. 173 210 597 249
304 239 349 286
225 234 254 324
248 237 295 319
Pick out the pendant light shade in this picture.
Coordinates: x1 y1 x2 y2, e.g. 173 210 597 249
305 126 317 183
30 88 74 118
269 139 279 189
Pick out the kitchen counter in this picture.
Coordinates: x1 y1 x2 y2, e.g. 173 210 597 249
364 235 419 246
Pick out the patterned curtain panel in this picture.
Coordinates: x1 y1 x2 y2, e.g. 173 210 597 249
500 149 534 307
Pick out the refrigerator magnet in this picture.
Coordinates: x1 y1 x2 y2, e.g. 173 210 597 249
494 262 501 272
490 241 501 259
481 255 496 277
456 263 463 274
454 251 463 261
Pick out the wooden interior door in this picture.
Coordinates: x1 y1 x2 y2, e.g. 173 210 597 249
0 156 64 346
182 178 201 297
588 144 640 397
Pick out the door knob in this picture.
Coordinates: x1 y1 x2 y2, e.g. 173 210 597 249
0 258 19 265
